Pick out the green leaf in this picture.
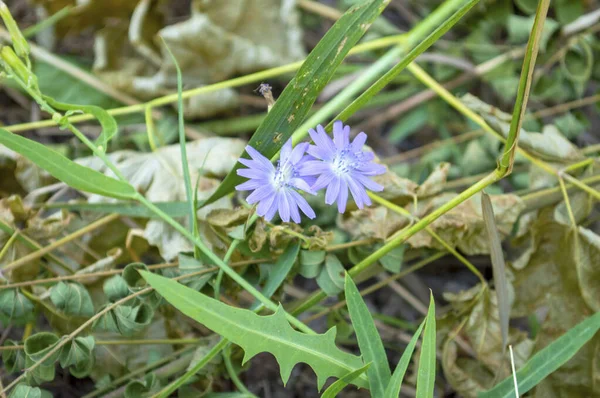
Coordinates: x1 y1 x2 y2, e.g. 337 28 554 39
93 303 154 337
203 0 389 206
0 128 136 199
8 384 52 398
178 252 216 292
299 250 326 278
2 340 26 373
384 319 426 398
572 227 600 312
103 275 130 302
415 292 436 398
0 289 34 326
59 336 95 378
43 95 118 151
255 242 300 307
479 311 600 398
345 274 390 397
125 373 161 398
50 282 94 317
554 112 588 139
316 254 345 297
24 332 62 366
141 271 368 390
379 245 405 273
321 362 371 398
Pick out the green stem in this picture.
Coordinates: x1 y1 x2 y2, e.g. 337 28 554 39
223 344 257 397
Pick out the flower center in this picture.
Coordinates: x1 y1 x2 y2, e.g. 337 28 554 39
272 160 295 190
332 148 358 176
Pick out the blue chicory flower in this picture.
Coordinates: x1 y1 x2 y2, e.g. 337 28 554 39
298 121 386 213
236 138 316 223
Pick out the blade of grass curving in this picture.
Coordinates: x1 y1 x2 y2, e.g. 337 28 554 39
141 271 369 390
43 96 118 152
345 273 391 397
321 363 371 398
162 39 199 243
481 191 510 352
499 0 550 173
327 0 480 129
479 311 600 398
202 0 390 207
384 319 426 398
0 128 136 199
415 292 436 398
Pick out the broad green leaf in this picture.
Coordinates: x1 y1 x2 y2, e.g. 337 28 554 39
141 271 368 390
24 332 61 365
384 320 426 398
554 112 589 139
203 0 390 206
481 192 510 351
479 311 600 398
345 274 391 397
2 340 26 373
0 289 34 326
0 128 136 199
316 254 345 296
103 275 130 302
59 336 95 378
416 292 436 398
43 95 118 151
321 363 371 398
8 384 52 398
388 107 429 143
50 282 94 317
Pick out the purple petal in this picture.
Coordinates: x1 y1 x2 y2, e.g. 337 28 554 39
264 196 279 221
347 177 368 208
287 192 301 223
312 171 335 191
238 157 272 173
356 162 386 176
337 180 349 213
246 185 273 204
290 142 309 164
237 168 267 180
352 172 384 192
245 146 272 170
325 177 341 205
290 178 315 195
236 179 263 191
280 139 292 162
333 121 350 149
278 193 291 222
289 190 316 219
257 193 276 216
297 160 331 176
351 132 367 151
306 145 332 161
